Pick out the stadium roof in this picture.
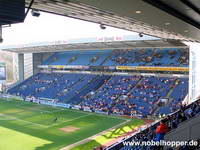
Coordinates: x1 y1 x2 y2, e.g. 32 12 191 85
2 35 187 53
25 0 200 42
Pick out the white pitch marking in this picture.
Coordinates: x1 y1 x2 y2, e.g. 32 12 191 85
0 113 48 128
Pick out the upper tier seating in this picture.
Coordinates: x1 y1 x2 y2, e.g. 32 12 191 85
42 48 189 67
43 50 112 66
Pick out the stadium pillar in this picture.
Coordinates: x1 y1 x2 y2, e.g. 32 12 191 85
18 54 24 82
187 42 200 103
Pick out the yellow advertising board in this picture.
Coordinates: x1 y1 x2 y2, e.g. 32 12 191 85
116 66 189 72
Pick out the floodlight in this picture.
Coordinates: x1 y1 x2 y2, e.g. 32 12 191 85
100 24 106 30
31 9 40 17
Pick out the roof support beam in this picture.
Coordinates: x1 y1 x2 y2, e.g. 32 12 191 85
180 0 200 15
143 0 200 30
24 0 35 20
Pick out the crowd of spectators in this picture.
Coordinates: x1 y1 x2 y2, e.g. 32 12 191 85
8 73 85 99
108 49 152 66
108 100 200 150
43 48 189 67
80 76 188 117
106 48 189 67
80 75 142 114
8 73 188 118
156 79 189 116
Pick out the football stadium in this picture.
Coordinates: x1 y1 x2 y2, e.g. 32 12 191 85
0 1 200 150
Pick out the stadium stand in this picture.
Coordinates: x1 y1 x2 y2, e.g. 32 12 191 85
6 47 190 149
41 48 189 67
7 48 189 117
7 72 188 117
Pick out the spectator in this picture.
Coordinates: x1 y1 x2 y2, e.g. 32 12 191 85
171 115 178 129
155 120 169 141
177 111 187 122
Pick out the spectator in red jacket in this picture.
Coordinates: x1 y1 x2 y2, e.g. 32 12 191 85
155 120 169 141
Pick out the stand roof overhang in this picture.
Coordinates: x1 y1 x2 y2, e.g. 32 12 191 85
2 36 187 53
25 0 200 42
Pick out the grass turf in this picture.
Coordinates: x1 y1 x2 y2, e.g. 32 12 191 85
71 119 144 150
0 98 144 150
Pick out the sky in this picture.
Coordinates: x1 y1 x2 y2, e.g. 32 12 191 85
1 12 136 46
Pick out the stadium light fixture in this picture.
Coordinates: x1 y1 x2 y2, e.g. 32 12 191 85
139 33 143 37
135 10 142 14
164 22 171 26
163 39 168 42
31 9 40 17
100 24 106 30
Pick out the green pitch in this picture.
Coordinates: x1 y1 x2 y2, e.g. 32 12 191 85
0 98 144 150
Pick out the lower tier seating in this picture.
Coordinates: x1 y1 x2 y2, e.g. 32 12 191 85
8 73 188 117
